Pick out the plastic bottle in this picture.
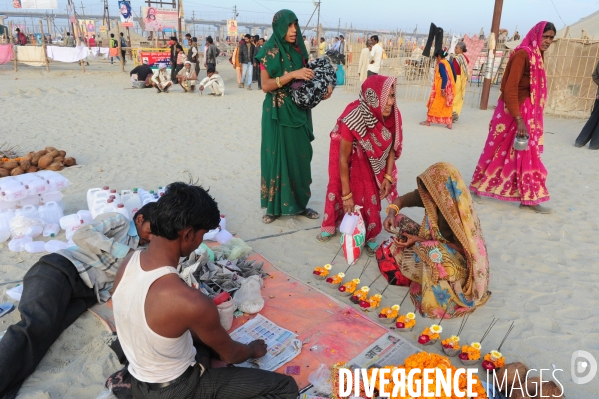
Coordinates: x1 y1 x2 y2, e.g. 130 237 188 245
45 239 69 253
15 205 39 220
0 199 18 211
157 186 166 196
24 241 47 253
0 209 15 243
43 223 60 237
37 170 71 192
38 201 64 225
17 195 41 208
109 189 121 204
1 179 28 202
8 235 32 252
77 210 93 225
215 229 233 244
59 214 81 230
40 191 64 210
23 225 43 238
116 203 130 220
87 186 110 211
65 223 82 241
122 188 142 217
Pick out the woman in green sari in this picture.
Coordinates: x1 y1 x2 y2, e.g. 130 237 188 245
257 9 332 224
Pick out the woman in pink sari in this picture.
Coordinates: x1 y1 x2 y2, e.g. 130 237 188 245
317 75 403 256
470 22 556 214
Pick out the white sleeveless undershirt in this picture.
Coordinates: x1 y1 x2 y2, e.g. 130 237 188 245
112 250 196 383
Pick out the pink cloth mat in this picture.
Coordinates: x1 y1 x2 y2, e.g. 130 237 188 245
0 44 15 65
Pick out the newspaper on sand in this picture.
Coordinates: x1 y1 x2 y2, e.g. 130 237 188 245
345 332 419 369
229 314 302 371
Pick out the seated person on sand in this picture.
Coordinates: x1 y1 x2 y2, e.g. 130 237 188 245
130 59 153 88
0 205 154 398
198 67 225 96
382 162 491 319
111 182 298 399
151 63 173 93
177 60 197 92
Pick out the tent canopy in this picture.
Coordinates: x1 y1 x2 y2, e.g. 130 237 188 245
557 10 599 39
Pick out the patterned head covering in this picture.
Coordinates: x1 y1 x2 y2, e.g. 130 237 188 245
339 74 402 192
510 22 550 148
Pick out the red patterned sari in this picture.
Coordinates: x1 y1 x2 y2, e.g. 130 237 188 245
321 75 403 242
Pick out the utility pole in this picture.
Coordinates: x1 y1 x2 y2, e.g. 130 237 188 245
192 10 196 37
316 1 321 42
103 0 111 31
337 18 340 36
479 0 503 110
233 5 237 20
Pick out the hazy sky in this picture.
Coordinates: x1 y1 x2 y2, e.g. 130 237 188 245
3 0 598 35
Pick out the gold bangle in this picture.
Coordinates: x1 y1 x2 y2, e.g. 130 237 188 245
384 174 394 183
386 204 400 215
341 192 353 201
276 76 282 88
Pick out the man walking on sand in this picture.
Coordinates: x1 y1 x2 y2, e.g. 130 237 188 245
358 40 372 83
368 35 383 77
0 205 154 399
111 182 298 399
204 36 219 72
239 33 256 90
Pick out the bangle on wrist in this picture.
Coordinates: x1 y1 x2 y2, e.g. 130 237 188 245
384 173 394 184
341 192 353 201
386 204 400 215
275 76 282 88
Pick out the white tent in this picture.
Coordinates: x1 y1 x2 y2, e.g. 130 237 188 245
557 10 599 39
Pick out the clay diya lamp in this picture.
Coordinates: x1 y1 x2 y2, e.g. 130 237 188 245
441 335 461 357
418 324 442 346
350 286 369 304
313 264 332 281
338 278 360 297
378 304 400 324
459 342 482 366
360 293 382 312
395 312 417 331
325 272 345 288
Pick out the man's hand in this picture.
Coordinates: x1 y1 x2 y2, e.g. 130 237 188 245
323 85 333 100
199 85 204 91
248 339 267 358
370 60 374 64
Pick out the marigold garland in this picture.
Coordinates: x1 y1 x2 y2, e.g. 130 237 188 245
313 266 330 277
328 273 344 284
441 336 460 350
379 305 399 319
420 326 440 340
339 279 359 293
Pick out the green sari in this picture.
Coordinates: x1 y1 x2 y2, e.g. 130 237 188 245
256 9 314 216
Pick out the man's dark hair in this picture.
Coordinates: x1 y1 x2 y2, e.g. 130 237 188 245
340 35 344 39
244 34 251 39
207 66 216 73
544 22 556 33
170 36 177 41
254 34 259 41
120 32 124 36
207 37 213 44
302 35 306 39
134 202 156 223
371 35 379 43
110 33 114 38
150 182 220 240
335 36 339 40
192 36 197 42
260 37 265 42
176 44 183 51
16 28 20 32
185 33 191 38
320 37 324 41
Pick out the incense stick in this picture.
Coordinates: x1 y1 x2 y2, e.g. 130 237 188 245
438 304 450 326
456 313 470 336
357 259 372 279
479 318 498 343
330 245 343 265
399 290 410 306
497 322 515 352
342 259 357 275
378 276 395 297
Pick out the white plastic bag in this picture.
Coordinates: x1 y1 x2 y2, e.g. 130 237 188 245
9 216 45 238
341 205 366 265
234 275 264 314
308 364 332 396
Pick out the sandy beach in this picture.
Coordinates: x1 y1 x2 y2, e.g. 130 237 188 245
1 61 598 398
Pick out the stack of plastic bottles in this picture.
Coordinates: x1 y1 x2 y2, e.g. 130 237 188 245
87 186 165 220
0 171 71 246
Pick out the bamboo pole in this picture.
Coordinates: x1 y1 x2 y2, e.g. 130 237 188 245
39 20 50 72
116 22 124 72
9 21 17 72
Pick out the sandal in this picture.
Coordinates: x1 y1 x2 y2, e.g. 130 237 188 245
262 214 280 224
316 232 335 243
300 208 320 219
419 121 431 126
446 124 453 130
364 245 377 257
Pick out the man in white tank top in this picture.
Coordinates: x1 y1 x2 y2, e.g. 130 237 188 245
112 182 298 399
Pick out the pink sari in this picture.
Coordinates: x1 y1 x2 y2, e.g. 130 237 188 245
470 22 549 206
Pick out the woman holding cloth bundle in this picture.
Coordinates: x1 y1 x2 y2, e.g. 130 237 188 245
317 75 403 256
257 9 332 224
470 22 556 214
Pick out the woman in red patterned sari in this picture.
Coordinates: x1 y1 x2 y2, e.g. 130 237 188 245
317 75 403 256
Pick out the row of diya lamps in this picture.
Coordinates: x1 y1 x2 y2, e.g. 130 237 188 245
313 258 514 373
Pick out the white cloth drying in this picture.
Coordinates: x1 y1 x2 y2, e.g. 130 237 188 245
46 46 90 63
